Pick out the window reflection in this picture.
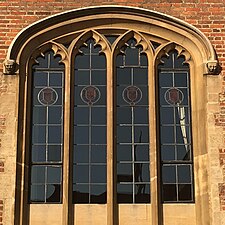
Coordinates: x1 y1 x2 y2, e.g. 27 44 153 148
116 38 150 203
30 51 64 203
73 38 107 204
158 51 194 202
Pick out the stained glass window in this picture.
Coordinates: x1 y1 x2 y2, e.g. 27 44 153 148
30 51 64 203
116 39 150 203
158 51 194 202
73 39 107 203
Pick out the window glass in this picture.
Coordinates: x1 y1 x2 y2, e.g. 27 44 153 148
30 51 64 203
73 39 107 204
116 38 150 203
158 51 194 202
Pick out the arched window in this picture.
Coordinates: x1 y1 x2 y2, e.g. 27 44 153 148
6 6 220 225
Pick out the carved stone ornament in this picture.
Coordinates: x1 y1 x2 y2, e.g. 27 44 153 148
3 59 17 75
206 60 221 75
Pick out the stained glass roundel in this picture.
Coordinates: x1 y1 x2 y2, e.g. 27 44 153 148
122 85 142 105
81 85 101 105
164 87 184 105
38 87 58 106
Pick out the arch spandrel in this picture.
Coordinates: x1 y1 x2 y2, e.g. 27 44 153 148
3 5 220 75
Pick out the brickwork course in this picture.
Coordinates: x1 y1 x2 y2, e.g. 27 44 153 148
0 0 225 225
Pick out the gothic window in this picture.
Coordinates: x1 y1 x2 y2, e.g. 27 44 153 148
9 6 217 225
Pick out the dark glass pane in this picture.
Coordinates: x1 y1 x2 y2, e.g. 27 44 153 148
160 56 173 68
33 72 48 86
73 165 89 183
117 68 131 85
138 86 148 105
133 68 148 85
117 164 132 182
134 107 148 124
117 107 131 124
178 184 192 201
135 184 150 203
160 107 174 124
91 165 106 183
92 55 106 69
91 145 106 163
48 145 61 161
159 88 168 105
117 145 132 162
105 35 118 45
75 55 90 69
92 107 106 124
73 145 89 163
48 107 62 124
32 107 46 124
74 126 89 144
31 166 45 183
158 72 173 87
74 107 89 124
135 163 150 182
160 126 174 143
176 126 190 144
116 54 123 67
179 88 188 105
53 88 62 105
177 145 190 161
97 86 106 105
117 184 133 203
117 126 132 143
92 126 106 144
46 184 61 202
30 184 45 202
73 184 89 203
125 48 139 66
162 184 177 201
75 70 90 85
162 165 176 183
32 145 46 162
49 72 63 86
134 126 149 143
140 54 148 66
47 166 61 183
178 165 191 183
134 145 149 161
48 126 61 143
175 107 189 124
92 70 106 85
32 126 46 144
90 185 106 203
174 72 188 87
50 54 64 68
74 87 85 105
174 55 188 68
161 145 175 161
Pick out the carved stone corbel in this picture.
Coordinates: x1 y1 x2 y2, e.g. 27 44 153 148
3 59 17 75
205 60 221 75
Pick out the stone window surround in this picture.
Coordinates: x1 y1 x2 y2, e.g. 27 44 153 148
3 5 220 225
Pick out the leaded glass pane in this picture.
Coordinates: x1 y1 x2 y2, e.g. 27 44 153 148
73 38 107 204
158 50 194 203
30 51 64 203
116 38 150 203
